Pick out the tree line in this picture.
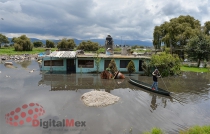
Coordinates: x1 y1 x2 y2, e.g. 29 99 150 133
0 34 100 51
153 15 210 67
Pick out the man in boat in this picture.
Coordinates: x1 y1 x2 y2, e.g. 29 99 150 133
151 69 161 90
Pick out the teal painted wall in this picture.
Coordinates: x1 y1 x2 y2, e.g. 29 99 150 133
76 58 99 73
41 57 145 74
41 57 70 71
76 58 144 74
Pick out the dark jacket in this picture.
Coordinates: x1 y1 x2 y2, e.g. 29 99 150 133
152 71 160 82
153 74 158 82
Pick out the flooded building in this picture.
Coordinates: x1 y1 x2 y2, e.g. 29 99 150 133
40 35 150 74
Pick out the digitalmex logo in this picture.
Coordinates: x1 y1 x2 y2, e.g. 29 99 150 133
5 103 87 130
5 103 45 126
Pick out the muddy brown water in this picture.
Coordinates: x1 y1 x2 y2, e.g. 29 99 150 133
0 60 210 134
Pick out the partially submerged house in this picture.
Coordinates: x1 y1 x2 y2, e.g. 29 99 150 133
40 35 151 74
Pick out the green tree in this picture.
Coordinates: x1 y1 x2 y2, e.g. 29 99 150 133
127 60 135 75
185 33 210 67
108 59 118 75
46 40 55 48
131 45 138 49
57 38 76 49
153 15 201 58
0 34 9 48
203 21 210 36
77 40 99 51
153 26 162 50
33 41 43 47
150 52 181 76
10 37 16 46
13 35 33 51
94 50 101 74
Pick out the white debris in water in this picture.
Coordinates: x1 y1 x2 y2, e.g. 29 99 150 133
81 90 120 107
29 69 35 73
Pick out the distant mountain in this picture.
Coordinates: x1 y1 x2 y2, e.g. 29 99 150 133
8 38 153 47
57 38 153 46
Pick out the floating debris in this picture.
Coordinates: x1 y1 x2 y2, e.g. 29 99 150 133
100 70 113 79
5 75 10 78
81 90 120 107
29 69 35 73
100 70 125 79
4 62 13 66
4 64 15 69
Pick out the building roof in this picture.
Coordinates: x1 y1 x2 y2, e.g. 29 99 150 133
77 53 150 59
44 50 150 59
48 51 76 58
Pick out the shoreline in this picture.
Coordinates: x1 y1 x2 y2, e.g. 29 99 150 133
0 54 38 61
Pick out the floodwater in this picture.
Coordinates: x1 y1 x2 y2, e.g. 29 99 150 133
0 60 210 134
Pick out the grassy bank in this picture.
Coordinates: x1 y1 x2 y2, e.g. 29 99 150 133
180 66 209 72
0 47 57 55
144 125 210 134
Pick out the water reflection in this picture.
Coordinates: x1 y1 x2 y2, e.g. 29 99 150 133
148 93 174 112
4 64 16 69
1 59 34 70
150 95 157 110
38 72 134 92
16 60 32 68
38 71 210 104
38 72 175 112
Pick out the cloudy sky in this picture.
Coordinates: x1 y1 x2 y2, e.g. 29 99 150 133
0 0 210 41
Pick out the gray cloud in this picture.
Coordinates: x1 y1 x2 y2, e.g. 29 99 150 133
0 0 210 41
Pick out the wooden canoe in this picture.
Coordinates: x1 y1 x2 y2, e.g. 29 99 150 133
128 78 170 96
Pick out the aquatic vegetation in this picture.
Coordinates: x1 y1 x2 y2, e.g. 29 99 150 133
180 125 210 134
143 127 164 134
143 126 210 134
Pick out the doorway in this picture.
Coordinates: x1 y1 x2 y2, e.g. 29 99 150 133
66 59 76 73
104 60 111 70
139 60 143 71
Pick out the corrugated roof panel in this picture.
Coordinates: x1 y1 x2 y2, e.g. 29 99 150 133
48 51 76 58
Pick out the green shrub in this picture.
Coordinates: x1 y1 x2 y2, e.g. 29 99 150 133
150 52 181 76
143 127 164 134
127 60 135 75
13 35 33 51
108 59 118 74
180 125 210 134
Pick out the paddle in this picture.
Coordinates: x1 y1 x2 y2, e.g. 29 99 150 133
154 66 188 105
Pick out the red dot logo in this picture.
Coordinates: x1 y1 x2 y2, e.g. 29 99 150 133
21 112 26 118
22 104 28 109
5 103 45 126
14 115 19 120
15 107 21 113
28 109 33 115
10 111 15 116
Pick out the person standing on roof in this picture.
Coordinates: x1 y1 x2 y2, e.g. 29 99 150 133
151 69 161 91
